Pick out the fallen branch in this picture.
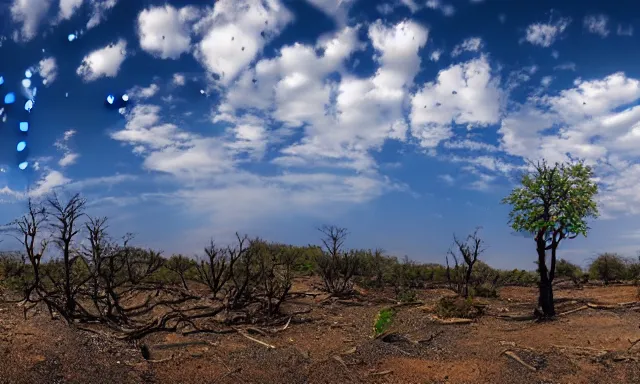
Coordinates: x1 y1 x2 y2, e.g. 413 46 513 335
390 301 424 309
279 317 292 332
432 316 473 324
627 338 640 352
587 303 618 310
503 350 536 372
238 331 275 349
368 370 393 377
557 305 589 317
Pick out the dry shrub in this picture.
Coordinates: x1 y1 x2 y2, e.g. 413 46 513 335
435 296 483 319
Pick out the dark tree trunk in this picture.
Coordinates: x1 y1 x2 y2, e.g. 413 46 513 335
536 243 556 318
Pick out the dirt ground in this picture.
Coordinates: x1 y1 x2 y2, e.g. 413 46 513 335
1 280 639 384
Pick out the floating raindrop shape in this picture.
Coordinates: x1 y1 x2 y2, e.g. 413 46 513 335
18 162 28 170
17 141 26 152
22 79 31 88
19 122 28 132
68 34 77 42
122 94 129 102
4 92 15 104
25 100 33 112
25 70 32 78
0 76 4 85
106 94 115 104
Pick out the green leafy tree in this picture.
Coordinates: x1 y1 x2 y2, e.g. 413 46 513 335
502 159 598 317
588 253 627 284
555 259 583 286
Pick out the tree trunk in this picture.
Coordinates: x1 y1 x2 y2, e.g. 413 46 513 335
536 243 555 318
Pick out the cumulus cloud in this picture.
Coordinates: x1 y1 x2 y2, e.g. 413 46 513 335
59 0 84 20
193 0 294 86
126 83 160 100
451 37 483 57
430 50 442 62
173 73 186 86
499 72 640 216
137 5 200 59
411 55 503 147
38 57 57 86
583 14 609 37
86 0 119 29
76 39 127 82
522 16 571 47
10 0 54 42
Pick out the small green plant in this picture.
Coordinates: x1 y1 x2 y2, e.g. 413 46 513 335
373 307 396 336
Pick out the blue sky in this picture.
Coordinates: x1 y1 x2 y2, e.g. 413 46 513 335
1 0 640 270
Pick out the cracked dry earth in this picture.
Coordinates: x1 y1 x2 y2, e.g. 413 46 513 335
1 282 639 384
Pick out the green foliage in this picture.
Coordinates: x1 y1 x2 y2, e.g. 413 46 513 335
373 307 396 336
0 252 30 293
556 259 583 282
502 159 599 246
588 253 628 284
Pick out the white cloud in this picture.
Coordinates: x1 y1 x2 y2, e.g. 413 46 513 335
554 62 576 71
30 171 71 197
86 0 119 29
499 72 640 216
426 0 455 16
617 24 634 36
59 0 83 20
451 37 483 57
411 55 503 148
438 174 455 185
55 130 79 167
376 3 395 15
430 49 442 62
173 73 186 86
38 57 57 86
399 0 421 13
443 139 499 152
541 75 553 87
193 0 294 86
127 83 159 100
10 0 54 42
59 153 79 167
76 39 127 82
551 50 559 59
137 5 200 59
304 0 354 24
583 14 609 38
522 16 571 47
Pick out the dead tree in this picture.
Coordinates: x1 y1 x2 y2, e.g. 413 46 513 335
196 240 236 299
47 192 86 315
165 254 194 291
316 225 360 295
255 242 299 317
446 227 486 298
5 199 49 304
